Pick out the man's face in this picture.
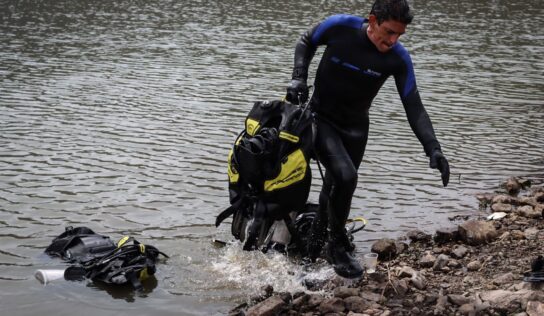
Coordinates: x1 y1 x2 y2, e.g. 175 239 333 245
367 15 407 53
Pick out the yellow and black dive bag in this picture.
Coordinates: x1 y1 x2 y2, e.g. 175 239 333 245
216 100 313 251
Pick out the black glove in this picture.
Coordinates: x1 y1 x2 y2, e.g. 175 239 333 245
285 79 309 105
429 149 450 187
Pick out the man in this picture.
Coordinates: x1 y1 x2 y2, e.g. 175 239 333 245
285 0 450 278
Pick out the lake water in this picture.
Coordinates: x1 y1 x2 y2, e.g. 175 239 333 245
1 0 543 315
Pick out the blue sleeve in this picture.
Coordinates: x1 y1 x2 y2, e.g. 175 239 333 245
392 44 441 156
292 15 365 80
392 43 417 99
310 14 365 46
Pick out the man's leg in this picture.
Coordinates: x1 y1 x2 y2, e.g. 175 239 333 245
307 171 332 260
312 119 367 278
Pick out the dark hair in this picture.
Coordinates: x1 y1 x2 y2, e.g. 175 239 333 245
370 0 414 24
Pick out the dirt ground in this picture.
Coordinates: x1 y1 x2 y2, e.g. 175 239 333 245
230 178 544 316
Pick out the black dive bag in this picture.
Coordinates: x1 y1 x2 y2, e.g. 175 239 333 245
216 100 314 253
45 226 168 290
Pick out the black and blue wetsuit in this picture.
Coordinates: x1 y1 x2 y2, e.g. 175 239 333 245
292 14 442 238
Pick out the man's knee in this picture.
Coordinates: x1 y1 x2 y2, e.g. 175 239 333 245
335 169 358 194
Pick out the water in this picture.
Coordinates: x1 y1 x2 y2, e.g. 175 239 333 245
1 0 543 315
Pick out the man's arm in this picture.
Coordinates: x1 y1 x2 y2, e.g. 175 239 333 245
285 24 320 104
401 90 441 157
392 45 450 186
292 26 319 82
287 14 365 104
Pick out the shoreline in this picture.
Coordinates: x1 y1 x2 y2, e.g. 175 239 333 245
229 177 544 316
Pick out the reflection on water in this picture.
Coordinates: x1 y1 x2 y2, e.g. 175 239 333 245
88 277 159 303
1 0 543 315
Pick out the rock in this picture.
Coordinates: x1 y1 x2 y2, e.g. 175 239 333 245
491 202 514 212
434 294 448 314
411 273 427 290
334 286 359 298
476 193 494 204
424 294 438 305
480 289 533 314
492 194 517 205
396 266 416 278
419 252 436 268
535 191 544 203
536 204 544 217
527 300 544 316
364 308 382 316
407 229 432 242
512 281 534 291
394 241 408 254
448 294 472 306
458 220 498 245
519 197 537 207
278 292 292 303
318 297 345 314
458 303 475 315
360 291 382 303
307 294 325 307
391 279 409 296
344 296 368 313
291 294 309 310
371 239 397 261
516 205 541 218
492 272 515 285
467 260 481 271
524 227 539 240
503 177 522 196
512 230 526 239
463 275 479 286
346 312 369 316
447 259 462 268
433 254 450 271
414 293 425 304
434 227 460 243
451 245 469 259
246 295 286 316
367 271 387 283
473 293 491 314
402 299 415 310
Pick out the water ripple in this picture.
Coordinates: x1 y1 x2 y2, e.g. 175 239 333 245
1 0 543 314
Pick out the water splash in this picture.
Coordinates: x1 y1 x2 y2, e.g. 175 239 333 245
211 242 334 295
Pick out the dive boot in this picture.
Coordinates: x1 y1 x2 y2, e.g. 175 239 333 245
307 213 328 261
325 237 363 279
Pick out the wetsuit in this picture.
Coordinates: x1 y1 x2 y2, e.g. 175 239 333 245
292 14 442 243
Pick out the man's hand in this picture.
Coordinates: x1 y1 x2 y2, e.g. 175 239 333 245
285 79 309 105
430 149 450 187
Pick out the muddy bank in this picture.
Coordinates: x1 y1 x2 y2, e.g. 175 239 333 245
229 177 544 316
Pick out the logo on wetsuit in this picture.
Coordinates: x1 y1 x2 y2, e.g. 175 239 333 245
362 68 382 78
331 56 382 78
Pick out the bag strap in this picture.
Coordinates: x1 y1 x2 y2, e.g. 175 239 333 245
215 195 246 227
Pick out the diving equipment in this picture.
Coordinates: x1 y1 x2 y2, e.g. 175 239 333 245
44 226 168 290
217 100 313 253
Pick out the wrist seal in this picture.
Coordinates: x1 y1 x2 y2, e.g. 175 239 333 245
291 67 308 81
